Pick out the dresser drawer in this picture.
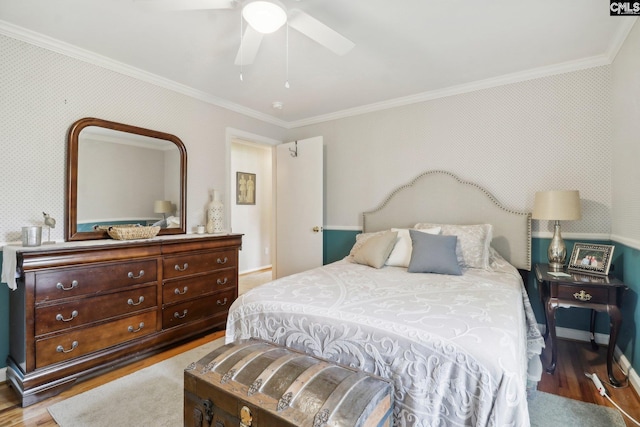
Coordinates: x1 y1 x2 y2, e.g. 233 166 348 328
163 269 236 304
35 311 157 368
35 259 157 303
553 283 612 305
35 285 158 336
163 249 237 280
162 289 235 329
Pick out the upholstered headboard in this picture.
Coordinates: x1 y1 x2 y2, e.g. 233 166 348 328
362 170 531 270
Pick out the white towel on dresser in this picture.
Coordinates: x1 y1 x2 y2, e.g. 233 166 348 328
1 245 19 290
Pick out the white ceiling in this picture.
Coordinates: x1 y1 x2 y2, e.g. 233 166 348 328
0 0 636 127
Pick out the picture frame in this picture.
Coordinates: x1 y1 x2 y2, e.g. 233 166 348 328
567 243 615 276
236 172 256 205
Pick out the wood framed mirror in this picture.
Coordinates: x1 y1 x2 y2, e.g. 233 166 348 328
66 117 187 241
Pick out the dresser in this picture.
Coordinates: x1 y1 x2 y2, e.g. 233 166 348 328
6 233 242 406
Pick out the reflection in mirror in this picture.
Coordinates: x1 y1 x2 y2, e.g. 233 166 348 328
67 118 187 241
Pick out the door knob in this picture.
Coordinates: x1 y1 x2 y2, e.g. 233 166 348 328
313 226 323 233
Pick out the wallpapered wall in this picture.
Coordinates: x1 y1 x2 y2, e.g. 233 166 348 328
0 33 286 245
287 66 613 236
0 33 286 373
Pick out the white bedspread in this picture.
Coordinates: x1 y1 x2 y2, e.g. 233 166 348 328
226 254 543 426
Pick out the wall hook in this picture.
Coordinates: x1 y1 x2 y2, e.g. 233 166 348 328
290 141 298 158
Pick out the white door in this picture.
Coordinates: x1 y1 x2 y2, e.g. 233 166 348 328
275 137 323 278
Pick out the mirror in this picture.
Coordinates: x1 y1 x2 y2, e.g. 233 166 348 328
66 117 187 241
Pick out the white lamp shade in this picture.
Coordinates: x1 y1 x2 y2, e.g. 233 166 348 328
154 200 173 214
532 190 581 221
242 0 287 34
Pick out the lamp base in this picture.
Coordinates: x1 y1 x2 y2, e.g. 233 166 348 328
548 261 564 271
547 220 567 272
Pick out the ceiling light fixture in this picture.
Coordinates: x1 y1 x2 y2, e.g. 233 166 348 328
242 0 287 34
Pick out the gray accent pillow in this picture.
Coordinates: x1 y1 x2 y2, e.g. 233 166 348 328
353 230 398 268
408 229 462 275
415 223 493 269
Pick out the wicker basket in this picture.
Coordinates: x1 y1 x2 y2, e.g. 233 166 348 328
106 225 160 240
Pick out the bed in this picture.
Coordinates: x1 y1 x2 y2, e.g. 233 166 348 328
226 170 544 426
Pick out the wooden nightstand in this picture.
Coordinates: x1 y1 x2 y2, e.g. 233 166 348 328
534 263 627 386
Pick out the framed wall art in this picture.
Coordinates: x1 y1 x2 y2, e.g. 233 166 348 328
236 172 256 205
567 243 615 276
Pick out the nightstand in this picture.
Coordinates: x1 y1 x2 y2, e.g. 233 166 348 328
534 263 627 386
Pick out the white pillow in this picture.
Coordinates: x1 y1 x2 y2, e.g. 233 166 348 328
385 227 441 267
414 223 493 269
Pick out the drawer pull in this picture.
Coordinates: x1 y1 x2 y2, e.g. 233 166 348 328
217 297 228 306
217 257 228 265
174 286 188 295
127 296 145 306
128 322 145 333
128 270 145 279
55 310 78 322
217 278 228 286
174 309 188 319
56 341 78 354
573 290 592 302
175 263 189 272
56 280 78 291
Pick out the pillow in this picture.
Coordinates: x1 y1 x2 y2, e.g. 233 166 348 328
348 230 390 258
385 227 441 267
352 230 398 268
414 223 492 269
407 230 462 275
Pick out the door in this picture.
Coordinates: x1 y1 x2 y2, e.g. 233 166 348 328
275 137 323 278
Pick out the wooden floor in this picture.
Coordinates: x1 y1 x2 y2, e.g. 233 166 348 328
537 339 640 427
0 330 225 427
0 335 638 426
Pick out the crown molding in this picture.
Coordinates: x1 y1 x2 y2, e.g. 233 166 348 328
2 17 636 130
606 17 638 62
0 20 289 129
288 54 612 128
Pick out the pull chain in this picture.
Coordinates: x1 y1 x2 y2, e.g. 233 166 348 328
239 13 244 81
285 23 290 88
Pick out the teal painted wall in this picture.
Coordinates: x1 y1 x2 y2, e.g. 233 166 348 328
0 252 8 371
611 243 640 369
323 229 360 264
2 235 638 377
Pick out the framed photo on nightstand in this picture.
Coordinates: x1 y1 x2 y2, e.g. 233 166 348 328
568 243 615 276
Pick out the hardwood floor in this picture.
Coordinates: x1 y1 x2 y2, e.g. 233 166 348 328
1 335 638 426
537 339 640 427
0 330 225 427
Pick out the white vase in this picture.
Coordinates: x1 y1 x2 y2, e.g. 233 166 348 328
206 190 224 233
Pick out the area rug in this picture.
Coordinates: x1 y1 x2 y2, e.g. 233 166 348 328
528 390 625 427
49 338 626 427
47 337 226 427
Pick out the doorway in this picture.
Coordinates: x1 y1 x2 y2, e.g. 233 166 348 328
227 129 279 276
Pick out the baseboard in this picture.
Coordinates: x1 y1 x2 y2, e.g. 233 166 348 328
539 324 640 395
239 265 272 276
0 367 6 384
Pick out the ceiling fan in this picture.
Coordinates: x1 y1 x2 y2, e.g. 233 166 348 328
139 0 355 66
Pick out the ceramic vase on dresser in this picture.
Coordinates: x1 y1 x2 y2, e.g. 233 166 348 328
206 190 224 233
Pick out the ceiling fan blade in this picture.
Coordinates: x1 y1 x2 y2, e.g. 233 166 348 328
287 9 355 56
235 25 264 66
135 0 237 11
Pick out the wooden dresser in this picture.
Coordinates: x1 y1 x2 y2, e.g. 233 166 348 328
6 233 242 406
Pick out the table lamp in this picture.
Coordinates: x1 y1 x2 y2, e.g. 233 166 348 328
532 190 581 270
154 200 172 220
